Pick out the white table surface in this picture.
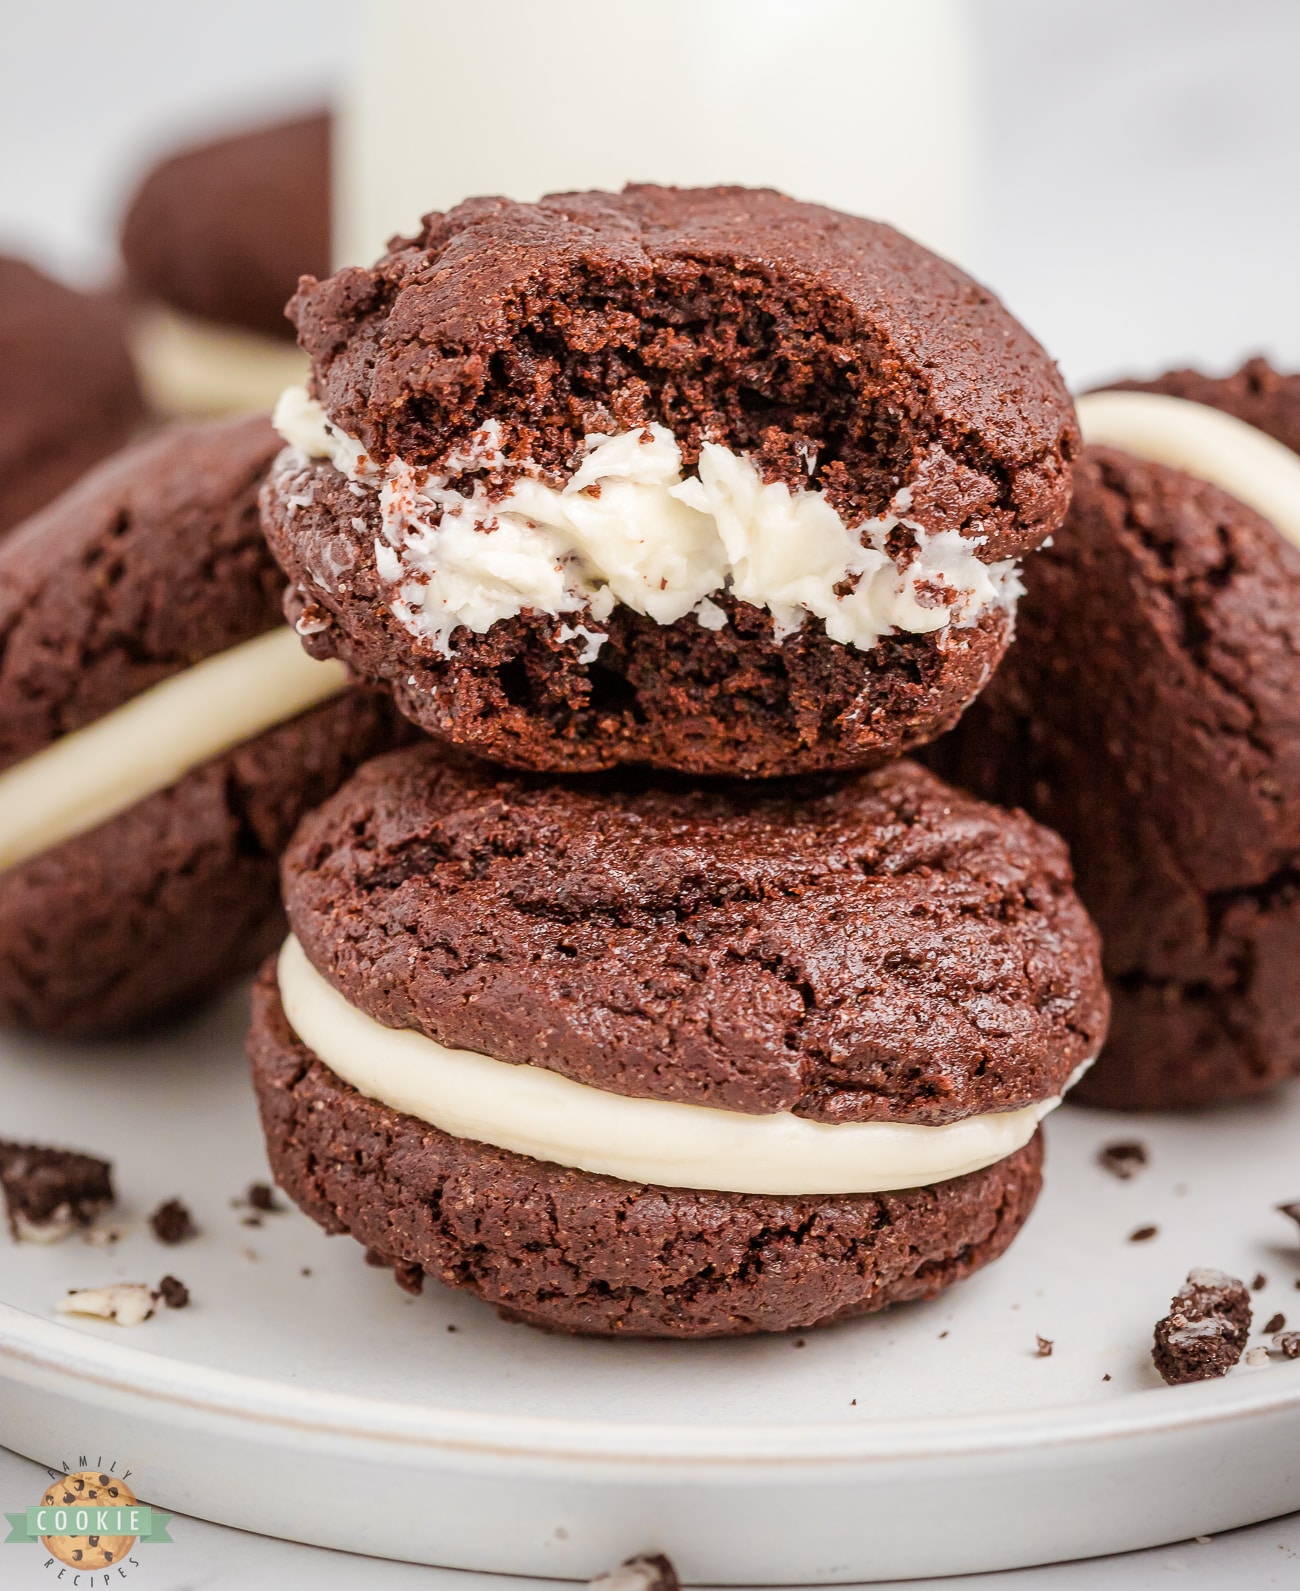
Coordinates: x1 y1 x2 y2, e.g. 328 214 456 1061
2 2 1299 1585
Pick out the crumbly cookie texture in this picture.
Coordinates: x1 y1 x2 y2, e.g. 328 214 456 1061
249 964 1047 1338
282 747 1107 1125
1152 1269 1252 1385
0 1141 114 1242
264 184 1077 774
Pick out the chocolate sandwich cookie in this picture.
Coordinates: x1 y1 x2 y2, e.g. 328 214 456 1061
249 748 1106 1337
121 112 330 416
263 184 1077 777
0 413 403 1036
0 256 144 536
932 360 1300 1109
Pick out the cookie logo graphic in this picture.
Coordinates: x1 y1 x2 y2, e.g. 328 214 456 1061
40 1471 138 1568
4 1458 172 1576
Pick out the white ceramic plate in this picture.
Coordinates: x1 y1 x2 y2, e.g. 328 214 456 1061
1 986 1299 1584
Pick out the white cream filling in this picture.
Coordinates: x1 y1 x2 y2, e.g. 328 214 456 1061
0 629 348 873
278 934 1077 1197
131 304 310 418
1076 390 1300 550
274 387 1022 659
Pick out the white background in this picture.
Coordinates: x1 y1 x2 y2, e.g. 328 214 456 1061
2 2 1299 1586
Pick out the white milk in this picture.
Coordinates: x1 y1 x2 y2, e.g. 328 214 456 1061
335 0 974 269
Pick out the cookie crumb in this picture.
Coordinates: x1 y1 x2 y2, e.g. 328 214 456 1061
1253 1272 1268 1291
938 1330 949 1339
157 1275 190 1309
1035 1335 1054 1357
850 1398 857 1406
1153 1269 1251 1385
300 1267 312 1277
1098 1140 1147 1180
446 1323 457 1332
1 1141 113 1243
1263 1312 1286 1335
793 1337 806 1349
1273 1332 1300 1359
149 1198 196 1245
246 1181 282 1213
56 1283 155 1327
1102 1373 1111 1381
1129 1225 1159 1243
1244 1346 1270 1367
588 1554 680 1591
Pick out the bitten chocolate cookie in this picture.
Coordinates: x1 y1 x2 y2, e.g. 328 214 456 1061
931 362 1300 1110
0 256 144 536
263 184 1077 776
248 748 1106 1337
0 414 403 1036
122 111 330 341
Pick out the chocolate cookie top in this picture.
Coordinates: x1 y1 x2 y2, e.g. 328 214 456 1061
283 747 1106 1125
1107 356 1300 458
1006 444 1300 898
290 184 1076 553
0 256 144 535
121 112 331 340
0 414 284 773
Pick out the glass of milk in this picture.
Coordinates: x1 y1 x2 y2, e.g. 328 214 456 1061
336 0 974 270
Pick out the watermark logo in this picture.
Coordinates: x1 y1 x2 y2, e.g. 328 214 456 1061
5 1462 172 1578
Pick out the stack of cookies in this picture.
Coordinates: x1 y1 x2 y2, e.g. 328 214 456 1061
248 186 1109 1338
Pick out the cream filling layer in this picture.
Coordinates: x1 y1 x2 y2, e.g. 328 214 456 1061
1076 390 1300 549
131 305 310 418
274 387 1023 660
278 934 1074 1197
0 629 348 873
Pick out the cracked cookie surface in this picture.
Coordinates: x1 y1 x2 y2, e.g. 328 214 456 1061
281 746 1107 1125
931 388 1300 1109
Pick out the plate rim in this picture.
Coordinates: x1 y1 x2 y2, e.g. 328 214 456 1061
5 1298 1300 1469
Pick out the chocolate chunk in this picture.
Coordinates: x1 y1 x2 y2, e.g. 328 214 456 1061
1263 1312 1286 1335
156 1275 190 1310
0 1141 113 1242
1152 1269 1252 1385
1035 1335 1054 1357
149 1198 196 1245
1273 1332 1300 1360
1098 1140 1148 1180
1129 1225 1159 1243
588 1554 680 1591
246 1181 282 1213
1253 1273 1268 1291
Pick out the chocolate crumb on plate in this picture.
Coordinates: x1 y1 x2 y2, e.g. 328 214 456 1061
149 1198 196 1245
0 1141 113 1242
1035 1335 1054 1357
1102 1373 1112 1382
246 1181 283 1213
1274 1332 1300 1359
1153 1268 1252 1385
588 1554 680 1591
1098 1141 1148 1180
1129 1225 1159 1243
1253 1272 1268 1291
157 1275 190 1309
1263 1312 1287 1335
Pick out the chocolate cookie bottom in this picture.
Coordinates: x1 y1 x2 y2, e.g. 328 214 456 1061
248 966 1045 1338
